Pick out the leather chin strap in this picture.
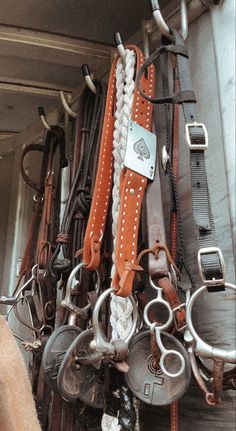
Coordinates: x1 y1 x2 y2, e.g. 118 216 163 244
82 45 155 300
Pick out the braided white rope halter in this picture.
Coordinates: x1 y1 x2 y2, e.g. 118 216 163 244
102 48 136 431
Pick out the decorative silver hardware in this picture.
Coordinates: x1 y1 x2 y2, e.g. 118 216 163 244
161 145 169 172
124 120 156 180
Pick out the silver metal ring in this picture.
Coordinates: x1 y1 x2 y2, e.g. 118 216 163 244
159 349 186 378
186 282 236 363
144 298 173 331
91 287 138 354
63 262 84 304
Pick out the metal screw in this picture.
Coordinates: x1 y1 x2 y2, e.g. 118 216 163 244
130 188 135 195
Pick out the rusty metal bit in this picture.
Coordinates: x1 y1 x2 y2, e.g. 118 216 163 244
150 330 161 370
212 359 224 405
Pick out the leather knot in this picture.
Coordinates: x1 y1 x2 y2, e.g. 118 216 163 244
118 261 143 292
56 233 69 244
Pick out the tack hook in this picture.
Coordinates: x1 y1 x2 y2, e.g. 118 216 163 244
59 91 77 118
82 64 96 94
38 106 51 131
150 0 188 40
179 0 188 40
142 20 152 59
114 32 126 62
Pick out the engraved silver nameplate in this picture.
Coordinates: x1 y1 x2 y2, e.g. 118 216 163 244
124 120 157 180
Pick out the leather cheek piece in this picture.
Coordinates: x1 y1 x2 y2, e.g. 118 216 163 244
114 171 148 296
158 277 186 328
82 61 116 269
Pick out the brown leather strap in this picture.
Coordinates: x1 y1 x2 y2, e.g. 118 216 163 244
82 61 116 269
83 45 155 279
170 402 178 431
146 148 168 277
37 171 54 268
112 48 155 297
158 277 185 330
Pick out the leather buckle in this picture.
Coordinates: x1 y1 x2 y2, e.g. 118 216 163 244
185 122 208 150
198 247 226 286
172 303 187 332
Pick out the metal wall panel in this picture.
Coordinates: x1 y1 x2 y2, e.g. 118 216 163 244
140 3 235 430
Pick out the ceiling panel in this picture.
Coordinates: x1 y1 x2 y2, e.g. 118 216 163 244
0 0 157 44
0 0 175 133
0 55 84 91
0 91 59 132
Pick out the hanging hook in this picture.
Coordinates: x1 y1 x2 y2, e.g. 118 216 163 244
150 0 170 39
82 64 97 94
38 106 51 131
114 32 126 62
179 0 188 40
150 0 188 40
59 91 77 118
142 20 153 59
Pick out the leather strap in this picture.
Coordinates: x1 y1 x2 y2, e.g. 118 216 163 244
82 60 116 270
137 29 225 289
83 46 155 285
50 82 106 276
37 127 68 269
112 48 155 297
158 277 185 329
145 143 168 277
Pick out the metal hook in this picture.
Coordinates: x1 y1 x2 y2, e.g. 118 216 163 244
114 32 126 62
82 64 97 94
150 0 188 40
179 0 188 40
142 20 152 59
59 91 77 118
38 106 51 131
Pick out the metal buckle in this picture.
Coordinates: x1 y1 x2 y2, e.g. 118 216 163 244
185 122 208 150
172 303 187 332
198 247 226 286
